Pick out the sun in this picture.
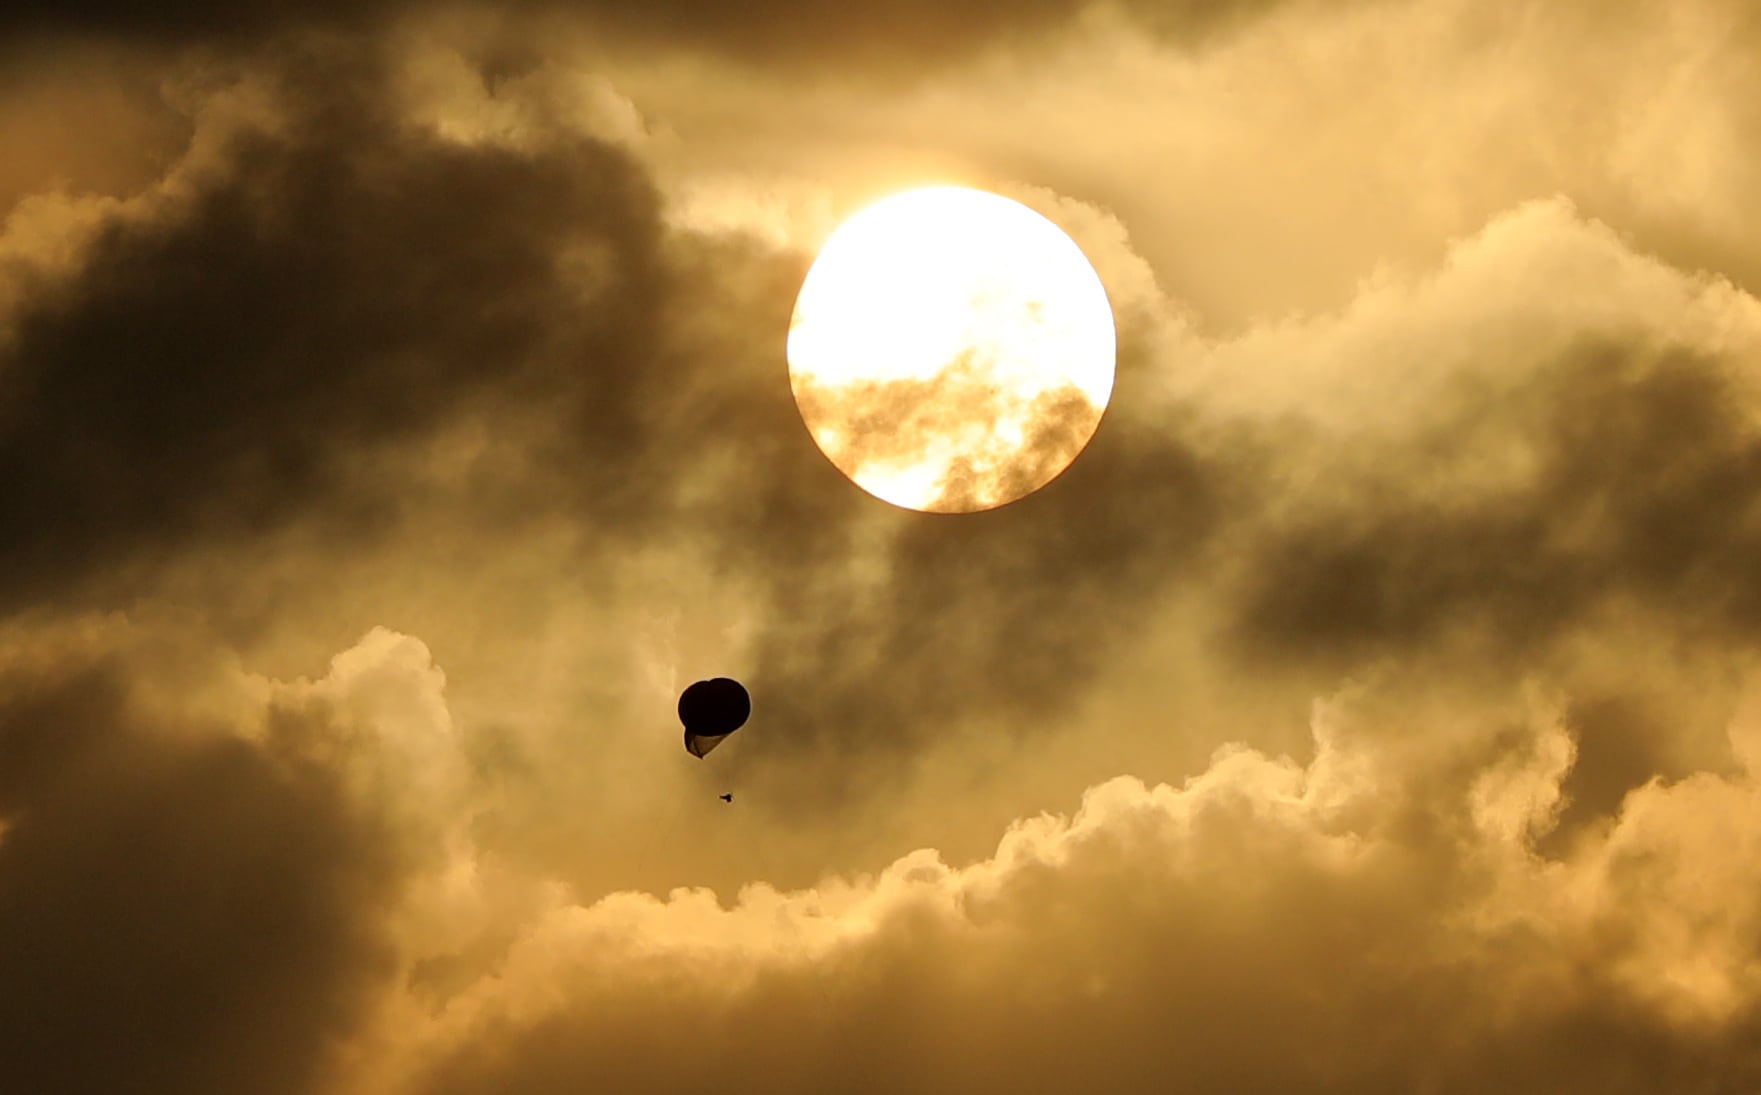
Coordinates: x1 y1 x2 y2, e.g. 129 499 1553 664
786 185 1116 513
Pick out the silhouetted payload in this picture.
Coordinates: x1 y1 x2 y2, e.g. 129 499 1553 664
678 677 750 758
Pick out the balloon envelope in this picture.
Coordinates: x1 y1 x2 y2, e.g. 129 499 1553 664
678 677 750 757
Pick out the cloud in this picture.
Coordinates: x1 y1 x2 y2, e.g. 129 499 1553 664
13 32 1761 811
0 43 665 609
10 31 1761 829
3 619 1759 1095
0 620 459 1094
7 11 1761 1092
0 35 1235 804
390 674 1761 1094
1195 199 1761 667
0 0 1323 75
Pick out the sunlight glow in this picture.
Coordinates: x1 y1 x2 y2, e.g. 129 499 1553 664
787 186 1116 513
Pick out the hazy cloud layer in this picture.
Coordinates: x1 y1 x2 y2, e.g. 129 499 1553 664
0 42 1232 801
5 1 1761 1092
0 0 1316 71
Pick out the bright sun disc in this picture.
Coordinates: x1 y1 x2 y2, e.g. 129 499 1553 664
787 186 1116 513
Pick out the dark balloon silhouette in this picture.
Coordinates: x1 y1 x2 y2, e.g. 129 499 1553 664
719 793 734 803
678 677 750 758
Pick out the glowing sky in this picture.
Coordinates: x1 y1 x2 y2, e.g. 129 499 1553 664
4 2 1761 1092
787 186 1116 512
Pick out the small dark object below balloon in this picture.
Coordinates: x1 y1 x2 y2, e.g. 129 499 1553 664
678 677 750 759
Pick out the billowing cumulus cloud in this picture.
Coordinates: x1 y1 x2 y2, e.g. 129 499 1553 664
13 623 1757 1094
1196 198 1761 665
403 686 1761 1094
6 0 1761 1092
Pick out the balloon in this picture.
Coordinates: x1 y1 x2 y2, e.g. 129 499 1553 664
678 677 750 758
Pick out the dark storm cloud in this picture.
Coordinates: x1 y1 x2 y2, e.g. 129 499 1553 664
1536 694 1705 857
0 46 665 610
7 25 1759 826
634 236 1239 795
1230 338 1761 665
0 642 403 1095
21 28 1761 813
0 39 1232 803
725 403 1229 803
0 0 405 44
0 0 1317 69
595 232 1238 800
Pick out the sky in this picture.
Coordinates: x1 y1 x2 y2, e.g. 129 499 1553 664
3 1 1761 1091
